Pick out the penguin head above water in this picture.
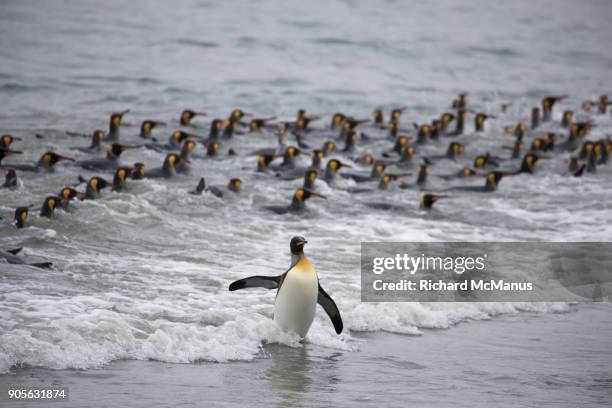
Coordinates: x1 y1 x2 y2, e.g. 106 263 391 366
303 169 318 189
359 153 375 166
485 171 505 190
230 109 249 121
520 153 539 173
446 142 465 158
59 187 80 201
91 130 106 145
291 188 325 210
290 236 307 255
322 141 336 157
390 108 405 122
209 119 224 136
87 177 110 194
309 150 324 168
393 135 410 153
372 109 384 124
562 110 574 127
371 161 386 178
110 110 129 130
107 143 130 159
14 206 29 228
170 130 191 147
227 178 242 193
420 194 447 209
180 140 196 158
331 113 346 129
40 196 58 217
4 168 17 186
113 167 131 191
1 134 21 148
181 110 206 126
378 173 400 189
131 163 145 180
38 152 74 169
417 159 430 184
141 120 166 136
257 154 279 171
207 142 221 157
459 167 477 177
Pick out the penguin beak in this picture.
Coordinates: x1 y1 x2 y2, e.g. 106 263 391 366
340 163 352 169
58 155 75 162
432 195 448 202
305 189 327 199
119 109 130 117
153 121 167 127
3 150 22 156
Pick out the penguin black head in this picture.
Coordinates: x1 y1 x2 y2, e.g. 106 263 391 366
131 163 145 180
290 236 307 255
373 109 384 124
40 196 58 217
170 130 191 146
400 145 416 161
38 152 74 168
447 142 465 158
420 194 447 209
393 135 410 153
304 169 318 189
531 138 543 151
228 178 242 193
441 112 455 127
388 120 399 137
181 110 206 125
14 206 29 228
460 167 476 177
360 153 375 165
379 174 400 189
93 130 106 143
181 140 196 157
567 157 580 172
141 120 165 135
88 177 109 193
390 108 405 122
113 167 131 191
257 154 277 171
520 153 539 173
452 93 468 109
372 161 386 177
331 113 345 129
1 134 21 148
207 142 221 156
107 143 129 158
110 110 129 129
417 160 430 184
486 171 504 188
164 153 181 168
210 119 223 136
3 168 17 187
561 111 573 128
322 141 336 157
326 159 348 173
231 109 248 121
59 187 79 201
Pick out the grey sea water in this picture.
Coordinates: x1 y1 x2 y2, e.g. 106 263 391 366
1 0 611 407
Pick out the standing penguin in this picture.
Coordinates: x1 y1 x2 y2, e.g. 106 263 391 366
229 236 343 338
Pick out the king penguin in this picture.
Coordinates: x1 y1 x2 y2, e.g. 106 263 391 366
229 236 343 338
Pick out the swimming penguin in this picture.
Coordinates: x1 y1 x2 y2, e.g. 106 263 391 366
446 171 505 192
40 196 59 218
70 130 106 153
83 176 110 199
249 117 276 132
372 109 384 127
561 111 573 128
0 148 22 165
107 110 129 142
140 120 166 140
452 93 468 110
302 169 319 190
390 108 405 123
322 141 336 157
145 130 192 152
415 123 432 144
0 134 21 149
176 140 197 174
57 187 84 209
207 119 224 142
263 188 326 214
276 150 324 181
228 236 342 337
473 153 499 169
270 146 302 171
474 113 495 132
341 130 358 153
144 153 184 178
506 139 525 159
205 141 221 157
0 248 52 269
346 173 402 194
541 96 566 122
341 161 386 183
189 178 207 195
439 112 455 133
2 169 18 189
131 163 145 180
438 166 478 180
14 206 29 228
322 159 351 185
2 151 74 172
331 113 346 129
77 143 131 170
506 153 539 174
427 142 464 162
393 145 417 168
420 194 448 209
207 178 242 198
112 167 131 191
399 159 430 189
180 110 206 126
255 153 281 173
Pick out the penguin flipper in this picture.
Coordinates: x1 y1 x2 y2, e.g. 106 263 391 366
7 247 23 255
28 262 53 269
317 283 343 334
229 275 282 291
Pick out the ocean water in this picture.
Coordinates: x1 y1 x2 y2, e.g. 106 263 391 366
1 0 612 406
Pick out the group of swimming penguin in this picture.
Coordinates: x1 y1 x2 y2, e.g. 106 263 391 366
1 93 610 337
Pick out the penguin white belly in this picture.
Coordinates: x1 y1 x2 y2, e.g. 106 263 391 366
274 258 318 338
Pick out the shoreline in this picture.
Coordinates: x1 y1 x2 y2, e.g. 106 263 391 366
2 303 610 408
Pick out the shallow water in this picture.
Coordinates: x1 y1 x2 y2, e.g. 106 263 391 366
1 0 612 406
